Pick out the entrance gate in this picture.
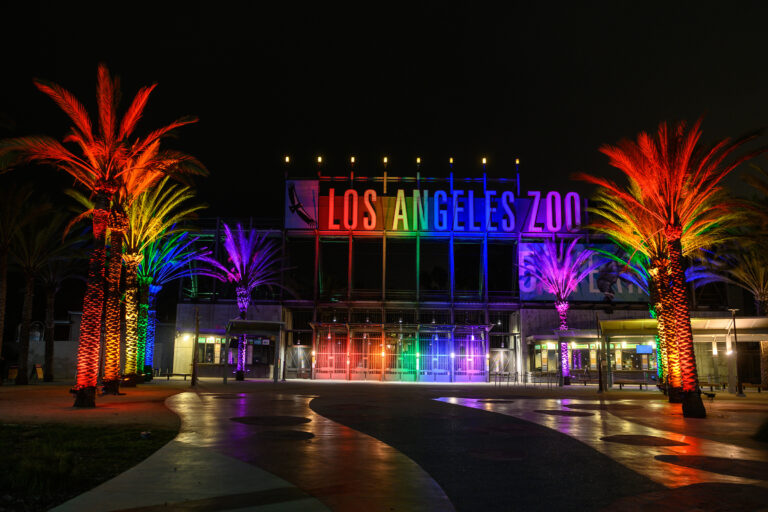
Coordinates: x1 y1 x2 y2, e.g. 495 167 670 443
307 327 490 382
314 331 347 379
418 332 452 381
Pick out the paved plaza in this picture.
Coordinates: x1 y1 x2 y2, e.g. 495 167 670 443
3 380 766 511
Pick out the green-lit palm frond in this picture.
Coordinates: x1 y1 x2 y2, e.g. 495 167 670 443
138 229 211 287
124 177 205 259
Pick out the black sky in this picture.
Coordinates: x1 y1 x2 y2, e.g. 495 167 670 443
2 1 768 218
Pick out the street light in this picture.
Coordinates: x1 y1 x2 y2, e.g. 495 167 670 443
728 308 745 397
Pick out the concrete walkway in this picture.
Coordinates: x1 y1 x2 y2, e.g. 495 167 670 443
439 396 768 489
54 387 451 511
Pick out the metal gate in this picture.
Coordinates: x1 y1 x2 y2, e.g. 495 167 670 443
382 331 418 381
349 331 382 380
454 332 487 382
315 331 347 379
418 332 452 382
286 346 312 379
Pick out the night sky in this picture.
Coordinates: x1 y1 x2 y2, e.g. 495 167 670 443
3 1 768 220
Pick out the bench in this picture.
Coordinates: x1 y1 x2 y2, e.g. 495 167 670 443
160 373 191 381
741 383 762 393
699 381 727 392
572 377 599 386
615 380 648 390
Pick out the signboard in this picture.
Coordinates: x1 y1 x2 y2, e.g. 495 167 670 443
285 179 586 234
285 180 319 229
519 242 649 303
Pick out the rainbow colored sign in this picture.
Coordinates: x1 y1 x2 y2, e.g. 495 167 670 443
285 179 585 234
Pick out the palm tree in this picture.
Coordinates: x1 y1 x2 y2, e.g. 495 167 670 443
11 210 77 384
521 237 602 385
689 245 768 316
0 64 206 406
197 224 283 380
578 119 761 418
137 230 210 373
587 188 743 397
123 178 203 378
0 181 40 383
39 244 85 382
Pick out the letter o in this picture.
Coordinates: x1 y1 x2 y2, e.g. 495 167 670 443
545 191 562 232
343 189 358 230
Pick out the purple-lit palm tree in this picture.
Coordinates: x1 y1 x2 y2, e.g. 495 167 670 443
522 237 602 384
197 223 282 380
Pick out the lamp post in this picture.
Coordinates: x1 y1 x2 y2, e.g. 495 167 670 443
191 306 199 387
728 308 745 397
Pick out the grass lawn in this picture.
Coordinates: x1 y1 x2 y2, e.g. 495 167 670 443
0 423 176 511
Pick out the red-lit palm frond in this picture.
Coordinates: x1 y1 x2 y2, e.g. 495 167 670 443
0 64 207 199
576 119 761 235
588 186 746 260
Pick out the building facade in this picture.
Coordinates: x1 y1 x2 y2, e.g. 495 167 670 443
174 166 693 383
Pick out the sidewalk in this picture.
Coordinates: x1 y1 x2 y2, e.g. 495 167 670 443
0 381 184 428
52 383 452 512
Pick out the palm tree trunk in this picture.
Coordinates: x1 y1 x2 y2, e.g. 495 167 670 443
15 273 35 385
136 280 149 375
44 285 55 382
760 341 768 391
667 234 705 418
123 256 141 376
145 285 161 372
649 265 668 387
658 263 682 401
0 250 7 385
236 303 247 381
756 295 767 317
555 299 570 384
73 206 109 407
103 234 123 393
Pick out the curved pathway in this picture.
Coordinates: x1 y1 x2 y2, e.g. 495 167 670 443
55 389 451 511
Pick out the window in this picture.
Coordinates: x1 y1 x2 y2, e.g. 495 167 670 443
454 241 482 298
488 241 517 298
286 238 315 299
353 239 382 298
386 238 416 299
320 239 348 300
420 240 449 298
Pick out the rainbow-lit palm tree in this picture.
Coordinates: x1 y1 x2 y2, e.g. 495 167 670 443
197 224 283 380
587 187 743 396
123 178 203 378
521 237 601 385
0 65 205 406
137 230 210 373
578 119 760 418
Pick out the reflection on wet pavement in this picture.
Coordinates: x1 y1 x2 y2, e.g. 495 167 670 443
168 391 453 512
437 397 768 489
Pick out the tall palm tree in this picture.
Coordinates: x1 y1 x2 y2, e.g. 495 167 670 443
138 230 210 373
578 119 761 418
123 178 203 378
11 210 78 384
587 188 744 398
39 242 86 382
197 224 283 381
0 64 206 406
521 237 602 385
0 181 40 383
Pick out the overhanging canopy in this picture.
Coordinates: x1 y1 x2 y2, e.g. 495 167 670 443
225 319 284 337
600 317 768 342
